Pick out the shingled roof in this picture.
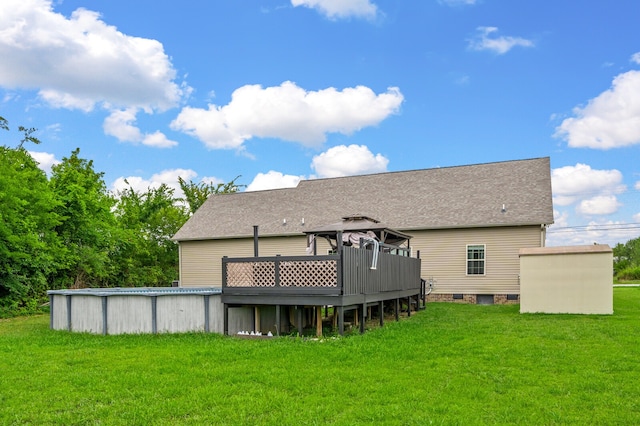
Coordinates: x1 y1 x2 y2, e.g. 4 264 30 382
173 157 554 241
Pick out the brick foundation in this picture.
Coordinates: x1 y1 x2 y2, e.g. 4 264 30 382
426 294 519 305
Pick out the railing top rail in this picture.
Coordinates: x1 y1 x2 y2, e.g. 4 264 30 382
223 254 340 263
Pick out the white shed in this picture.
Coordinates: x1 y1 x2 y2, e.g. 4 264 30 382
519 245 613 314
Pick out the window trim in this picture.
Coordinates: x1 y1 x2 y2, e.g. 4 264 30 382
466 244 486 276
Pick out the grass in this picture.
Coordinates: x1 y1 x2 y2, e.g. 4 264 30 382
1 289 640 425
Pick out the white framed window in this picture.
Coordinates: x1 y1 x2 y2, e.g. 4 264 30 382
466 244 485 275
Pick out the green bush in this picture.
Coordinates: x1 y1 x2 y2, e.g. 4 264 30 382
617 265 640 281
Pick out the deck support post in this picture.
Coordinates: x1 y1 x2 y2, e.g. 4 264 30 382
360 303 366 334
254 306 260 333
395 298 400 321
338 306 344 336
379 301 384 327
316 306 322 337
223 303 229 336
296 306 303 336
276 305 281 336
407 296 411 317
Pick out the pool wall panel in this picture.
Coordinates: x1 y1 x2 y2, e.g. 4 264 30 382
107 296 153 334
70 295 104 333
50 295 69 331
156 295 206 333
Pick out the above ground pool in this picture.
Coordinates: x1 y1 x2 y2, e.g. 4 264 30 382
48 287 253 335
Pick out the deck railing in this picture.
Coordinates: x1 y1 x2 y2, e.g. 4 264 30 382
222 247 421 297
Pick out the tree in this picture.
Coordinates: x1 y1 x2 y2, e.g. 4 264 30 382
613 236 640 280
179 175 244 215
111 183 189 287
49 148 116 288
0 120 62 315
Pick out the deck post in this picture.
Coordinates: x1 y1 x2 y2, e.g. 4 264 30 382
407 296 411 317
360 303 366 333
223 303 229 336
395 298 400 321
379 301 384 327
316 306 322 337
276 305 281 336
296 306 303 336
254 306 261 333
338 306 344 336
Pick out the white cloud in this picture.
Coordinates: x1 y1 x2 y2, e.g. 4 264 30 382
311 144 389 178
576 195 621 216
142 131 178 148
171 81 403 150
635 181 640 191
552 209 569 229
291 0 379 21
468 27 534 55
28 150 60 174
103 109 177 148
103 109 142 142
0 0 186 111
111 168 198 196
555 70 640 149
551 163 625 206
547 220 640 247
631 52 640 65
246 171 303 192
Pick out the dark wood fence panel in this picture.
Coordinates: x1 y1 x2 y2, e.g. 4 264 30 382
222 249 420 297
341 247 421 296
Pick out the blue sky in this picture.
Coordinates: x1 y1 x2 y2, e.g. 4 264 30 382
1 0 639 246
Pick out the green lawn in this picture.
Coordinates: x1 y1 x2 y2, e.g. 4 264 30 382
1 289 639 425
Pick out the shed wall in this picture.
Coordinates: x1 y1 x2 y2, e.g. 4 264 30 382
520 247 613 314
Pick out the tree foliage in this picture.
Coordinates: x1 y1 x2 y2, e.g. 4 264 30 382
179 175 243 214
0 116 243 317
49 148 116 288
613 236 640 280
111 183 189 287
0 145 61 315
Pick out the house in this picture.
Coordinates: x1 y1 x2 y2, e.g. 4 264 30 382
173 157 554 306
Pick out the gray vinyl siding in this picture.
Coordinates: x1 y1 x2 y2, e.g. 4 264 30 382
409 226 542 295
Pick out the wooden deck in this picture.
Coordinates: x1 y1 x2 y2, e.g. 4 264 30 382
221 246 422 335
